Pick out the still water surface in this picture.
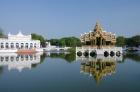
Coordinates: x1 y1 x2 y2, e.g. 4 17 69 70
0 52 140 92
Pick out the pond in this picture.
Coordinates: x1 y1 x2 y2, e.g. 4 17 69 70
0 52 140 92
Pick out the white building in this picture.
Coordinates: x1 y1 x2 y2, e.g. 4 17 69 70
0 31 43 52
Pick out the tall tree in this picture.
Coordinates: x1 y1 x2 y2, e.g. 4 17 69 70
126 35 140 47
116 36 125 47
31 33 46 47
49 37 81 47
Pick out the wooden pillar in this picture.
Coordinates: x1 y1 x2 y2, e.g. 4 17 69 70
100 38 102 47
91 40 92 46
103 39 105 46
105 40 106 46
95 38 97 46
93 40 94 46
102 39 103 45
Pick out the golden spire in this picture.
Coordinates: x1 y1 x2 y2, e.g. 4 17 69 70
94 21 102 32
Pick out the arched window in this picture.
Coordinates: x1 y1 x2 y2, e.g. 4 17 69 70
1 43 4 48
34 43 36 48
1 57 4 62
30 43 33 48
6 43 9 49
16 43 19 49
11 43 14 49
25 43 28 49
21 55 24 61
16 55 20 61
21 43 24 49
30 55 33 60
11 56 14 61
25 55 28 61
5 56 9 61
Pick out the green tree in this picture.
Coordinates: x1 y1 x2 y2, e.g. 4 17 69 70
116 36 125 47
131 35 140 47
49 53 75 62
31 33 46 47
49 39 59 46
0 28 4 37
59 38 66 47
125 35 140 47
49 37 81 47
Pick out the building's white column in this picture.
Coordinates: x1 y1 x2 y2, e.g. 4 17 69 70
38 42 40 48
0 42 1 49
32 42 34 49
34 43 36 48
29 43 31 48
14 42 16 49
3 42 5 49
5 42 6 49
23 42 25 49
23 43 25 49
27 43 29 49
19 42 21 49
28 42 30 49
9 42 11 49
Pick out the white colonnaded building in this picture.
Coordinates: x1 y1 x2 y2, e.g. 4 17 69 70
0 31 43 53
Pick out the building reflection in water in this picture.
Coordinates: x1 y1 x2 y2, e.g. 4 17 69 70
0 52 43 72
77 55 122 85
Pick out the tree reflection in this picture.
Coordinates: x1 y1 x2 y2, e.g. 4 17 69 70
0 66 3 77
49 53 76 63
123 52 140 62
31 53 46 68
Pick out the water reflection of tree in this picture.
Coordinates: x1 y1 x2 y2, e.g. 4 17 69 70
0 66 3 76
49 53 76 63
123 52 140 62
32 52 76 68
31 53 46 68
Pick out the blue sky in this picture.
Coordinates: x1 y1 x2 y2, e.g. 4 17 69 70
0 0 140 39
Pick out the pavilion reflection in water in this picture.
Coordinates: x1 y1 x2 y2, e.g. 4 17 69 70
0 52 43 72
77 55 122 85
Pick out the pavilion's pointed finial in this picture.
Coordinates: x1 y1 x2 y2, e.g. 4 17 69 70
95 21 100 26
94 21 102 32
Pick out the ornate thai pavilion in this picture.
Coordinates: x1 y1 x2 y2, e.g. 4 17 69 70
80 22 116 48
76 22 122 56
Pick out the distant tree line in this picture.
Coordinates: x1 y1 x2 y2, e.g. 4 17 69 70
49 37 82 47
1 27 139 47
116 35 140 47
